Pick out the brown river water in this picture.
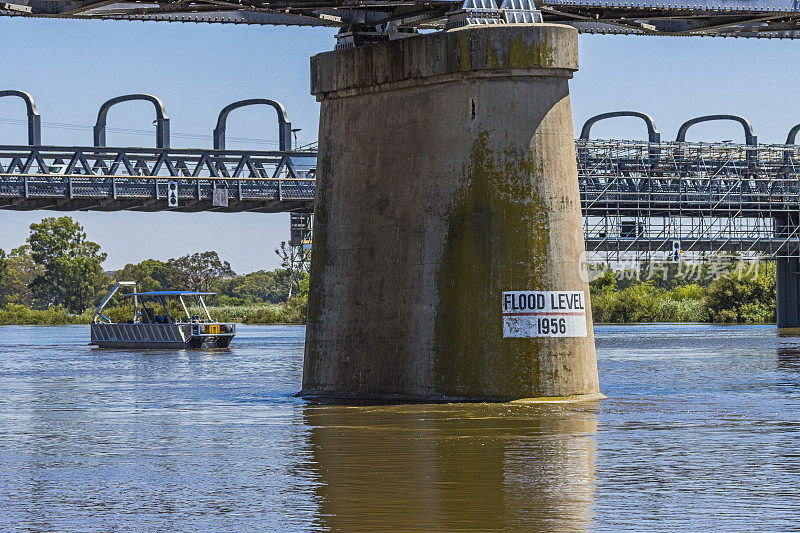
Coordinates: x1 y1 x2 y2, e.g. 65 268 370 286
0 324 798 531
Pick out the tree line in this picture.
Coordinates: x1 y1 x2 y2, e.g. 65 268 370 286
0 216 310 324
589 259 776 323
0 216 780 325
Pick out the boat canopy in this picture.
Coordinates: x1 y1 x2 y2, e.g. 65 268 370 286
126 291 215 296
94 282 218 326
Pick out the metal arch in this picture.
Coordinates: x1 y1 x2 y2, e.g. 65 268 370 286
779 123 800 167
93 94 170 149
0 90 42 146
579 111 661 165
786 124 800 145
676 115 757 145
213 99 292 151
579 111 660 143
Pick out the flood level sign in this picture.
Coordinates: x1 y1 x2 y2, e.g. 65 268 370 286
502 290 588 338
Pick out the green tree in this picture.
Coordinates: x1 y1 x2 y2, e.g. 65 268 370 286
0 246 41 307
115 258 185 292
221 270 285 303
0 249 7 306
589 268 617 296
27 216 108 313
170 251 235 292
297 272 310 298
275 241 310 298
706 262 776 323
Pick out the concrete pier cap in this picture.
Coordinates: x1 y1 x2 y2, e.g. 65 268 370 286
302 23 602 403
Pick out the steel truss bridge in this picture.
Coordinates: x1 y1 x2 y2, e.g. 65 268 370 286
4 138 799 262
0 91 316 214
579 139 800 263
0 144 316 214
5 139 799 263
577 111 800 263
2 90 800 262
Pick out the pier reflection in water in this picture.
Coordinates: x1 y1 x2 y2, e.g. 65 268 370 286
300 402 598 532
777 329 800 373
1 324 800 530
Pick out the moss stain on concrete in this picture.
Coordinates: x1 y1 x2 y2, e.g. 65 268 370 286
485 36 499 69
459 31 471 72
432 131 550 399
508 33 553 69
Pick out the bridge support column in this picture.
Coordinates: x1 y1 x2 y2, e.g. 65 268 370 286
303 24 600 401
777 254 800 328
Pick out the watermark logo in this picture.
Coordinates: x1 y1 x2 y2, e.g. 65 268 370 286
578 251 762 284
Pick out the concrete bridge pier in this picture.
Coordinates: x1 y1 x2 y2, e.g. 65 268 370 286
775 215 800 328
302 24 601 402
777 254 800 328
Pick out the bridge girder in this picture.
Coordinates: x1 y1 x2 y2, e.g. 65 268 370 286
3 0 800 38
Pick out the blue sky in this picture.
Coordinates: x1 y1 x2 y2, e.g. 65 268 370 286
1 19 798 272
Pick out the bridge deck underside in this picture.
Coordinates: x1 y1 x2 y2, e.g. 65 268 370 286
3 0 800 38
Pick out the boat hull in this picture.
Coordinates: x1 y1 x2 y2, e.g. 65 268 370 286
91 323 235 349
92 323 187 348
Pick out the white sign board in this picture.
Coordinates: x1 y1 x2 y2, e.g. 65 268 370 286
502 290 587 338
212 187 229 207
670 240 681 264
167 181 179 207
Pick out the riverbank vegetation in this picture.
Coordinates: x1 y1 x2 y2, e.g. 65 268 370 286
0 216 309 325
589 260 776 324
0 216 780 325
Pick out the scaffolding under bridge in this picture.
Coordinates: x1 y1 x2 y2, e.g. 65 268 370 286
578 138 800 263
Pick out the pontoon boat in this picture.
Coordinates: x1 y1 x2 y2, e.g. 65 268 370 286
91 281 236 348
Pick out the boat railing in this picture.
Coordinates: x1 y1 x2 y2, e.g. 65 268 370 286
93 285 233 326
94 281 137 324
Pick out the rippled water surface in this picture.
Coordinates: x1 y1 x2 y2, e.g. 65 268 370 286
1 324 799 531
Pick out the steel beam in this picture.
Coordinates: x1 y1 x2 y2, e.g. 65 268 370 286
213 99 292 151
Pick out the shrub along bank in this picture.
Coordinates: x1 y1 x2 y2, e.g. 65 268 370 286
0 304 93 326
589 260 776 324
0 216 778 326
2 262 775 325
0 300 308 326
